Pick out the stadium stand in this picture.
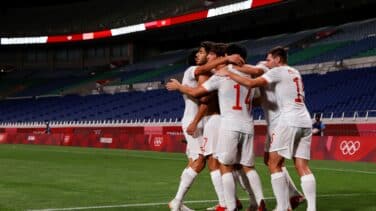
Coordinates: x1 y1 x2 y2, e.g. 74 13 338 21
1 18 376 124
0 65 375 124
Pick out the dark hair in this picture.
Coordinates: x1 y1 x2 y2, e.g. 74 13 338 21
268 46 288 64
226 43 247 61
187 49 197 66
200 41 215 54
209 43 227 57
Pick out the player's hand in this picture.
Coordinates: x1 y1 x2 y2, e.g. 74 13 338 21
186 122 197 136
227 54 245 66
215 67 230 77
166 79 181 91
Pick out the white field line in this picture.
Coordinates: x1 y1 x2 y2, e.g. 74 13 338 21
28 192 376 211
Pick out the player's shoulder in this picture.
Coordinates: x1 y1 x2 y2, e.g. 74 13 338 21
287 66 299 72
271 66 288 71
185 65 197 73
270 65 299 74
228 64 248 77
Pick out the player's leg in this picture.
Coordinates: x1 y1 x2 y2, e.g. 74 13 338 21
170 155 205 210
269 125 297 211
294 128 316 211
169 128 205 211
240 133 266 210
217 130 239 211
219 163 236 211
207 155 226 210
281 164 305 210
268 152 289 211
203 115 227 210
232 164 253 209
267 125 304 210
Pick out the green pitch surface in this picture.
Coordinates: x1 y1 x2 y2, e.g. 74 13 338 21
0 144 375 211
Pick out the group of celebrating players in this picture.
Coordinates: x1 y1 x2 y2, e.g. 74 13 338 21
166 41 316 211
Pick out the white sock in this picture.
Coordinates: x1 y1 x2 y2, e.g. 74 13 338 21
210 170 226 207
282 166 301 196
246 170 265 206
235 170 257 207
301 174 316 211
271 172 289 211
222 172 237 210
174 167 198 202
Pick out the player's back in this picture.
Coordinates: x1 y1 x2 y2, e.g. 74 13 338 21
263 66 311 128
181 66 199 126
218 65 254 133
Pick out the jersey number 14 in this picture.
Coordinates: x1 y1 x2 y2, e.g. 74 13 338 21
232 83 251 111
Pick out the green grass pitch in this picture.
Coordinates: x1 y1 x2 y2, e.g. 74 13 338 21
0 144 375 211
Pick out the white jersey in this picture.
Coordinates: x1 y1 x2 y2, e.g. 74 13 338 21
203 64 254 133
256 64 280 126
262 65 312 128
181 66 199 126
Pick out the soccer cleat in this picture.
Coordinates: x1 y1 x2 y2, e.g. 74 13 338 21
289 195 305 209
168 199 182 211
207 200 242 211
257 199 267 211
215 205 227 211
206 204 226 211
206 204 218 211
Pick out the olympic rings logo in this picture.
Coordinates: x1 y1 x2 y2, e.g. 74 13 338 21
339 140 360 155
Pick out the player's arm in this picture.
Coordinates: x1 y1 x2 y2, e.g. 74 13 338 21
234 64 265 77
216 67 268 88
166 79 209 98
186 74 210 135
186 102 207 135
194 54 245 75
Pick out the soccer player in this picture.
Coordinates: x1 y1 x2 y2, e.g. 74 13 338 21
188 43 249 211
167 44 266 211
168 41 214 211
231 61 305 209
192 43 227 211
169 42 245 211
216 46 316 211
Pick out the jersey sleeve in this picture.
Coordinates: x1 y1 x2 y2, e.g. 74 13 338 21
187 66 197 81
261 68 281 84
202 75 222 92
256 63 269 73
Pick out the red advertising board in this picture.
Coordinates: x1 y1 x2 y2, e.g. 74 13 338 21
0 125 375 162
